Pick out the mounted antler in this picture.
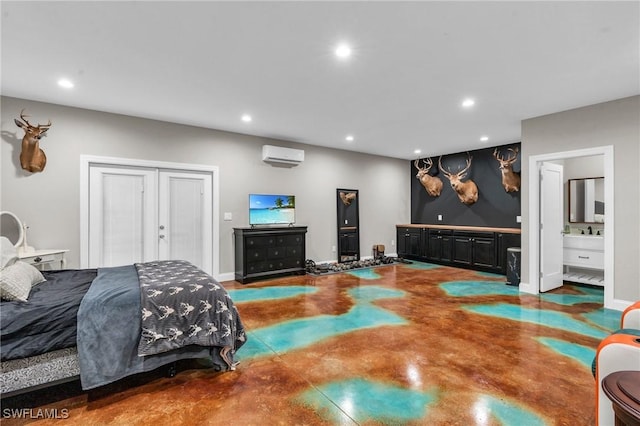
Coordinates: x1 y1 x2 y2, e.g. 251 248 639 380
414 158 443 197
14 109 52 173
438 153 478 205
339 191 357 206
493 147 521 192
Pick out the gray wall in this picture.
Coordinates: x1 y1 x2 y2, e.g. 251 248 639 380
521 95 640 302
1 97 410 278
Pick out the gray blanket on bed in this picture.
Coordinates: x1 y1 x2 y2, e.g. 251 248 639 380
77 264 246 390
136 260 245 357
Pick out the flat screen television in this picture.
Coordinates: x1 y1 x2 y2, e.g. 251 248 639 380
249 194 295 226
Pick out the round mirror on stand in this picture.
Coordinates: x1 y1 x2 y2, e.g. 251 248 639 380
0 211 24 248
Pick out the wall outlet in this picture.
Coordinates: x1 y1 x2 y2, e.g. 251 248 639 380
391 239 395 246
437 214 443 221
516 215 521 223
331 245 336 252
223 212 232 221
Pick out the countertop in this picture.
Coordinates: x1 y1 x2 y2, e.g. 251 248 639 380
396 224 521 234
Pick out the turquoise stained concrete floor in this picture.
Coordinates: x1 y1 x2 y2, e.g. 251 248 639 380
3 261 621 425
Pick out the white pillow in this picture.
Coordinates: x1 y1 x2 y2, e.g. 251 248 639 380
1 236 18 268
0 261 46 302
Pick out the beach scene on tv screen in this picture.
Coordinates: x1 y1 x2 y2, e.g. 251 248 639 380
249 194 295 224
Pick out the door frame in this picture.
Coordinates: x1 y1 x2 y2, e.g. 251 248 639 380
80 155 220 278
525 145 615 309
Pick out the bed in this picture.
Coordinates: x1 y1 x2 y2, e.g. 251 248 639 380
1 258 246 397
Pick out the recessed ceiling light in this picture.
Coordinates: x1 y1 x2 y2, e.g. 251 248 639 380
345 135 354 142
241 114 252 123
57 78 74 89
480 136 489 142
461 98 475 108
414 149 422 155
335 43 352 59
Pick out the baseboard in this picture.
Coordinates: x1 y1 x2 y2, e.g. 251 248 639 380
217 272 235 283
611 298 634 312
518 281 536 295
217 253 399 283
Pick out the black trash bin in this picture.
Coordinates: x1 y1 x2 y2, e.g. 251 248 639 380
506 247 521 286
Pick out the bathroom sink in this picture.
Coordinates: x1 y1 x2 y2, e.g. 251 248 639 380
563 234 604 250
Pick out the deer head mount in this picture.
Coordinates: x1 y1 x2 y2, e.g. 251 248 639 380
414 158 443 197
493 147 521 192
14 109 52 173
438 153 478 205
339 191 357 206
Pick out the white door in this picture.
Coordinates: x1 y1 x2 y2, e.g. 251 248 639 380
540 162 564 292
158 170 212 273
88 165 213 274
89 166 157 267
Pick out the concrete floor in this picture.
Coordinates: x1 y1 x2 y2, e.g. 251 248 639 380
1 261 619 425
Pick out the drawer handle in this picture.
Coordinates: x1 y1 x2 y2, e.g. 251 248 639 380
578 256 590 259
33 256 43 263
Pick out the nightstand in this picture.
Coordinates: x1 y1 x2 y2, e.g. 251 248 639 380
18 249 69 271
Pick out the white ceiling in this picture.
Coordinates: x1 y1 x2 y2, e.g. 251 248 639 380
2 1 638 160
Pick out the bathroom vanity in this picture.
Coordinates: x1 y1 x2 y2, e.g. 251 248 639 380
563 234 604 286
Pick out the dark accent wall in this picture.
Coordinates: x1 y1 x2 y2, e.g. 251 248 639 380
411 143 521 228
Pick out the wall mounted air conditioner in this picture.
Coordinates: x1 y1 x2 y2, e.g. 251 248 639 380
262 145 305 166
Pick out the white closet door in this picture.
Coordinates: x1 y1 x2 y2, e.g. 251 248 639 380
158 170 212 274
88 166 157 268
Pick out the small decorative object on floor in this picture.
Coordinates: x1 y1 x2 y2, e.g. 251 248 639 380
306 256 400 275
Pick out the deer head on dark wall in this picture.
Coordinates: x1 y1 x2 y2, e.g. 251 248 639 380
493 147 521 192
438 152 478 205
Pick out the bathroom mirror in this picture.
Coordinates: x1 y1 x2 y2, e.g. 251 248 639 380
0 211 24 247
568 177 604 223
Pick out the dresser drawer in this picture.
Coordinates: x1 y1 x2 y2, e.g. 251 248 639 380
245 236 272 247
246 248 267 262
19 250 68 271
266 247 286 259
563 248 604 270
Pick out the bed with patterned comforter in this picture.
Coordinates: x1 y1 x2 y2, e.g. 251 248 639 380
1 260 246 395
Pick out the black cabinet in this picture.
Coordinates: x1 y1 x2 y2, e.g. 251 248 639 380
234 226 307 284
396 225 520 274
337 189 360 262
338 229 359 261
397 227 424 259
427 229 452 262
452 231 496 269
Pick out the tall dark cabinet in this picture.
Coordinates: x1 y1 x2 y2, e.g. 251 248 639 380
234 226 307 284
336 189 359 262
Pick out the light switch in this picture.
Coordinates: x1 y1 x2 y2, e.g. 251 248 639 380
224 212 232 221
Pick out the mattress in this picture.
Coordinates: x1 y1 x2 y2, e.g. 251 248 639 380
0 269 97 361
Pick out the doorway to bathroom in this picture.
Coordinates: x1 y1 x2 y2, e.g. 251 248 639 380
527 145 614 309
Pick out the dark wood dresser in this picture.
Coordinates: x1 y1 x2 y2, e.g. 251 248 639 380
233 226 307 284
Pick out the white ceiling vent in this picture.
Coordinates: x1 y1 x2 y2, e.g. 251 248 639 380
262 145 304 166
